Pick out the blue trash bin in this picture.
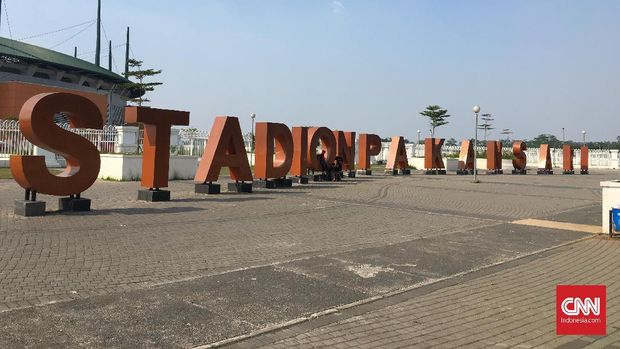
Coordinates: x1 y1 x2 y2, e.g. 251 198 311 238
612 208 620 234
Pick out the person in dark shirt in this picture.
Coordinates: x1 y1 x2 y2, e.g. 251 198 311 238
317 150 333 180
333 154 344 181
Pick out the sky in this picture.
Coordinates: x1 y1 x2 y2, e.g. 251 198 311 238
1 0 619 141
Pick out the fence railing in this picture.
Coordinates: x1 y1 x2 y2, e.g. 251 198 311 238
0 120 117 157
0 120 33 156
0 120 618 170
176 128 209 156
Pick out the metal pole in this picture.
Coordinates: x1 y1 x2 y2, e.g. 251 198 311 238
251 114 256 166
108 40 112 71
95 0 101 66
125 27 130 77
474 112 478 182
562 127 565 143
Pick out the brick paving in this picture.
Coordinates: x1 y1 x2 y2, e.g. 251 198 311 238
252 238 620 349
0 170 614 348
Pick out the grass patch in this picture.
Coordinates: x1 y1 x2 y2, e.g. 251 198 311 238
0 168 63 179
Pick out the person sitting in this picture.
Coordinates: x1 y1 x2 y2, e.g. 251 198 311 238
333 155 344 181
317 150 333 181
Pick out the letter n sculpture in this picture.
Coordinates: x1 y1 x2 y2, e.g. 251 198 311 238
486 141 503 174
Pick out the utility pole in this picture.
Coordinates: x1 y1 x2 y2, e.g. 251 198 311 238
74 46 78 58
125 27 130 77
95 0 101 66
108 40 112 71
0 0 3 33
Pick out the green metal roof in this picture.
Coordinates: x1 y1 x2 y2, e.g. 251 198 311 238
0 36 129 84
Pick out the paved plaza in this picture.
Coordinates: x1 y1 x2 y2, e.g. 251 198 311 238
0 170 616 348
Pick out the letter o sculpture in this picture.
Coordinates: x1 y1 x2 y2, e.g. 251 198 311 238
307 127 336 170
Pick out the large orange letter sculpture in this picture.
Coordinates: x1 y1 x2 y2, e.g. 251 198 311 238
562 144 574 174
10 93 103 213
385 136 410 175
580 146 589 175
194 116 253 193
512 141 527 174
307 127 336 171
358 133 381 175
486 141 503 174
424 138 445 174
457 140 474 175
334 130 356 173
125 106 190 201
537 144 553 174
290 127 309 183
254 122 294 188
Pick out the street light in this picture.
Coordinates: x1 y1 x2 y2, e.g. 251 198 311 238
562 127 565 143
472 105 480 183
416 129 421 157
250 113 256 166
582 130 586 145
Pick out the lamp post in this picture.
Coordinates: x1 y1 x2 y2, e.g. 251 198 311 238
473 105 481 183
582 130 586 146
250 113 256 166
416 129 421 157
562 127 565 143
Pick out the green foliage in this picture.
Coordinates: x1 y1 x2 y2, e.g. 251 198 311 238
419 105 450 137
522 134 620 150
123 58 163 106
445 137 458 146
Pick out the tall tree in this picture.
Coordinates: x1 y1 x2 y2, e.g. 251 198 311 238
124 58 163 106
419 105 450 137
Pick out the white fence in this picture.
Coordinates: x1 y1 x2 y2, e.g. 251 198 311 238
0 120 117 157
0 120 33 156
375 142 619 169
1 120 619 170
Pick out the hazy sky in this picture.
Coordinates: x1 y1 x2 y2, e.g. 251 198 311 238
2 0 619 141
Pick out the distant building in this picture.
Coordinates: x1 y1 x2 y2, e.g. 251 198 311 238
0 36 138 125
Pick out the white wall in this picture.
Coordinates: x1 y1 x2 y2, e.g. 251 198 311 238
98 154 199 181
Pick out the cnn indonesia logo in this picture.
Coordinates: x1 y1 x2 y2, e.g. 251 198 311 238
556 285 606 335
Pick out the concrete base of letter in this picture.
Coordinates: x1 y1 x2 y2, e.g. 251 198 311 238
289 176 309 184
228 182 252 193
137 190 170 202
14 200 46 217
511 169 527 175
537 169 554 175
254 180 277 189
58 197 92 211
195 183 221 194
356 169 372 176
273 178 293 188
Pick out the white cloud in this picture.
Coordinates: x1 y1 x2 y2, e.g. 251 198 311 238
332 1 344 14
